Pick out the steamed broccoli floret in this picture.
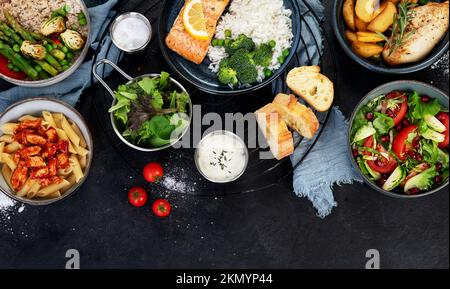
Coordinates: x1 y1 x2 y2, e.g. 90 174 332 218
227 49 258 84
253 43 274 67
225 34 255 54
218 67 238 85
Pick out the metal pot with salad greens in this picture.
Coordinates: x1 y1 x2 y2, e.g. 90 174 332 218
107 71 192 151
350 90 449 196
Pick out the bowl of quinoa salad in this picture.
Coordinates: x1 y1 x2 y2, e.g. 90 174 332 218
0 0 91 87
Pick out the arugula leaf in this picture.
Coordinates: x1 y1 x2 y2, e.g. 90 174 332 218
138 77 157 94
409 92 442 121
373 112 394 135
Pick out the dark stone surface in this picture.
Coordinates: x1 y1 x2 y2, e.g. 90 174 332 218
0 0 448 269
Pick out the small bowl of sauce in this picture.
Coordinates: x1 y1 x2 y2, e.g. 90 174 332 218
195 130 249 183
110 12 152 53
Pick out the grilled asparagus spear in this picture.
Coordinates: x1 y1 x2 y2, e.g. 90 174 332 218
0 40 39 79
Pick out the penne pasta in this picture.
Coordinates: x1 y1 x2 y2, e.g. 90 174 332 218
4 141 22 154
42 111 57 129
61 116 80 148
70 121 87 148
19 115 38 122
36 179 70 198
1 164 13 190
27 181 41 199
1 153 17 171
70 155 84 183
0 142 4 161
0 135 14 143
1 112 90 200
16 179 34 198
56 128 77 154
1 123 18 135
61 174 76 193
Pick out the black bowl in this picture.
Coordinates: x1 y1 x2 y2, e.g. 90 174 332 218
332 0 449 74
348 80 449 198
158 0 301 95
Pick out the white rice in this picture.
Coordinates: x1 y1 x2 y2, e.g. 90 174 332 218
207 0 293 82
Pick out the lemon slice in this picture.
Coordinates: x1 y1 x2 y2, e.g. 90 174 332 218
183 0 209 40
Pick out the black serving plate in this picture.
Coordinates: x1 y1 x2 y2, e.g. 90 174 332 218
158 0 302 95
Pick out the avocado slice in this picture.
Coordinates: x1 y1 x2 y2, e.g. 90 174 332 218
382 166 406 191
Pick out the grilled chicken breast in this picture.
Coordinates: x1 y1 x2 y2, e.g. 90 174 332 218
383 1 449 66
166 0 230 64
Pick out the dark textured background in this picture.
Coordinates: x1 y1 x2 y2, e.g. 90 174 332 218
0 0 448 269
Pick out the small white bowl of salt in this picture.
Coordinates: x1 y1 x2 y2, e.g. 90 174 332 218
110 12 152 54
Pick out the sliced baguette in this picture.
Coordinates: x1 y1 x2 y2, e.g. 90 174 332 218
255 104 294 160
272 93 319 139
286 67 334 112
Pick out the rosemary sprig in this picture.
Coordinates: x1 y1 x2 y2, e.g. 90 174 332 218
380 0 417 56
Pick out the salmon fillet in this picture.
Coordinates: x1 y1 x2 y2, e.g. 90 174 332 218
165 0 230 64
383 1 449 66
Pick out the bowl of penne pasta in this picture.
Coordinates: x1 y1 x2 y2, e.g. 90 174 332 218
0 98 93 205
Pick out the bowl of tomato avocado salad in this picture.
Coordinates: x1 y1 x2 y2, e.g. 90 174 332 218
349 81 449 198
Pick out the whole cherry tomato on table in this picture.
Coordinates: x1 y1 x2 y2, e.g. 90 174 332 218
128 187 148 207
152 199 171 217
143 162 164 183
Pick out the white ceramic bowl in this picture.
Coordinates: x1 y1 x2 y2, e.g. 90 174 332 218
0 98 93 205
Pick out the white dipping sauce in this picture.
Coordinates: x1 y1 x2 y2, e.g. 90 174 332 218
196 131 248 183
112 17 151 51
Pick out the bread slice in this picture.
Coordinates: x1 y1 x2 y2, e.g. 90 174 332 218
272 94 319 139
255 104 294 160
286 66 334 112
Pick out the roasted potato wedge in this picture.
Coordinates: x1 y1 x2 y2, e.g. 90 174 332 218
355 0 380 23
343 0 356 31
351 41 384 58
346 30 358 42
367 1 397 33
355 16 369 31
371 1 388 20
387 0 400 4
356 31 385 42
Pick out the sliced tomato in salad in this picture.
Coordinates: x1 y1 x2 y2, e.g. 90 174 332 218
436 112 449 149
0 55 26 80
364 136 398 174
393 125 418 161
385 91 408 126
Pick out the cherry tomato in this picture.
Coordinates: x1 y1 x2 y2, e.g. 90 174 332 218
364 136 398 174
128 187 148 207
393 125 418 161
51 36 62 45
152 199 171 217
436 112 449 149
385 92 408 126
0 55 26 80
143 162 164 183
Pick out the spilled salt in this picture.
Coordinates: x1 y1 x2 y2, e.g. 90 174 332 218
431 52 449 77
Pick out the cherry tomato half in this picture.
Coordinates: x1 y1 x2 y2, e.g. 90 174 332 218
386 92 408 126
393 125 418 161
143 162 164 183
436 112 449 149
128 187 148 207
152 199 171 217
364 136 398 174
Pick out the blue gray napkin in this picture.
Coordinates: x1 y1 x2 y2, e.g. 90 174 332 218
0 0 120 111
290 0 363 218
